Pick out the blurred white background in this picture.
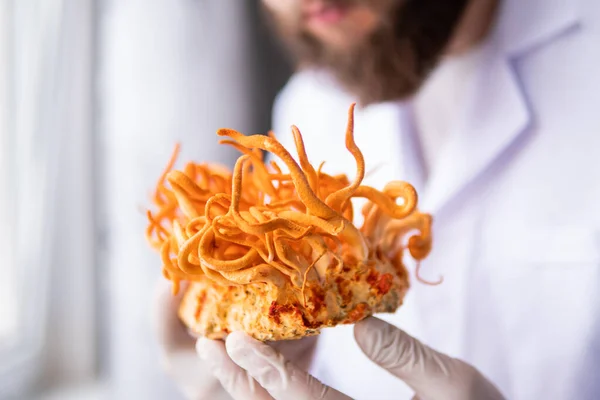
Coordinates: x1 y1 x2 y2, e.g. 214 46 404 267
0 0 291 399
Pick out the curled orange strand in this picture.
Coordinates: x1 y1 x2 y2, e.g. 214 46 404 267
145 104 434 293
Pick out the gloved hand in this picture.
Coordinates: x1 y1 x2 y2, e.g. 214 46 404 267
154 280 224 399
197 316 506 400
154 280 318 400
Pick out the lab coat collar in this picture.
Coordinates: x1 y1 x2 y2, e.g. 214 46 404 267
416 0 581 216
408 0 582 358
494 0 581 57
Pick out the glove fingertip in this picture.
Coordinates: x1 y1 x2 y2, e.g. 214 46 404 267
353 316 385 344
353 317 412 372
225 331 256 354
196 337 227 364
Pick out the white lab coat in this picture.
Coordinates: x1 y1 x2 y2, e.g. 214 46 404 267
271 0 600 399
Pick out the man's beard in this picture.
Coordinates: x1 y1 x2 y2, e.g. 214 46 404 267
266 0 469 106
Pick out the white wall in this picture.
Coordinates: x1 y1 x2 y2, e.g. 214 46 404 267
43 0 97 388
98 1 258 398
0 0 100 398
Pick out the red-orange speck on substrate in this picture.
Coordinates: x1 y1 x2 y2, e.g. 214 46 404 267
347 303 367 323
335 276 353 305
311 287 326 312
366 269 393 295
376 273 393 295
366 269 379 286
268 302 296 325
194 292 207 320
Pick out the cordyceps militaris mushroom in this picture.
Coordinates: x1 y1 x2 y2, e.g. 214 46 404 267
145 103 436 341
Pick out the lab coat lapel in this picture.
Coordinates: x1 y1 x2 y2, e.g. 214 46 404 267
418 0 580 216
420 52 530 215
408 0 581 357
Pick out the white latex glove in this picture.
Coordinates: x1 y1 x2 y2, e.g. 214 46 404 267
154 280 317 400
154 280 225 399
197 316 506 400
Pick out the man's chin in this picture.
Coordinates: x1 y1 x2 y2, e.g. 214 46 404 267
310 60 424 106
266 0 470 106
